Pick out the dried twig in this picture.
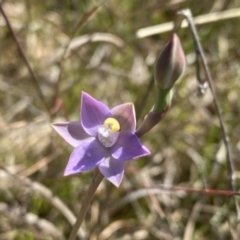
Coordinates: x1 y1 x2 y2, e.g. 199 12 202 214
136 8 240 38
51 1 107 112
0 2 49 114
179 8 240 219
59 1 107 63
110 186 240 215
45 33 124 67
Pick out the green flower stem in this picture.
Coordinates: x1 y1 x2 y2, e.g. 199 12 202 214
135 88 172 137
68 170 104 240
153 88 172 113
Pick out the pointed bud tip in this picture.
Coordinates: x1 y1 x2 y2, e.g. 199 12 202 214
154 33 186 90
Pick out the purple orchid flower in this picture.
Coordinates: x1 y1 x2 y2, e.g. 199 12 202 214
52 92 150 187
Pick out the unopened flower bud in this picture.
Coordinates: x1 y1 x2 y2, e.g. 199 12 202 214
154 33 186 90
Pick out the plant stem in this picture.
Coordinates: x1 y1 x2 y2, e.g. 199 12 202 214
179 9 240 219
0 3 50 115
153 88 172 113
68 170 104 240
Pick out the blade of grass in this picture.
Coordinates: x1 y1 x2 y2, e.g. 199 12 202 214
52 0 107 110
136 8 240 38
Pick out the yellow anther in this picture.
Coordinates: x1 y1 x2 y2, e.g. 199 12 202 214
104 118 120 132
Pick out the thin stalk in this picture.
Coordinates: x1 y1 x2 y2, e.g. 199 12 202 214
179 9 240 218
136 76 154 119
52 1 107 109
153 88 172 113
68 170 104 240
0 3 50 115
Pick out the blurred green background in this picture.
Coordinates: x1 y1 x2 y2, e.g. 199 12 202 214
1 0 240 239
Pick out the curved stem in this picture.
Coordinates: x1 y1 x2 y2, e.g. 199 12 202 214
179 9 240 219
0 3 50 116
68 170 104 240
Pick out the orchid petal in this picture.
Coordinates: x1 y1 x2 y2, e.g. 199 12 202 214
111 103 136 133
98 156 125 187
81 92 111 136
111 132 150 161
64 138 107 176
52 122 92 148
